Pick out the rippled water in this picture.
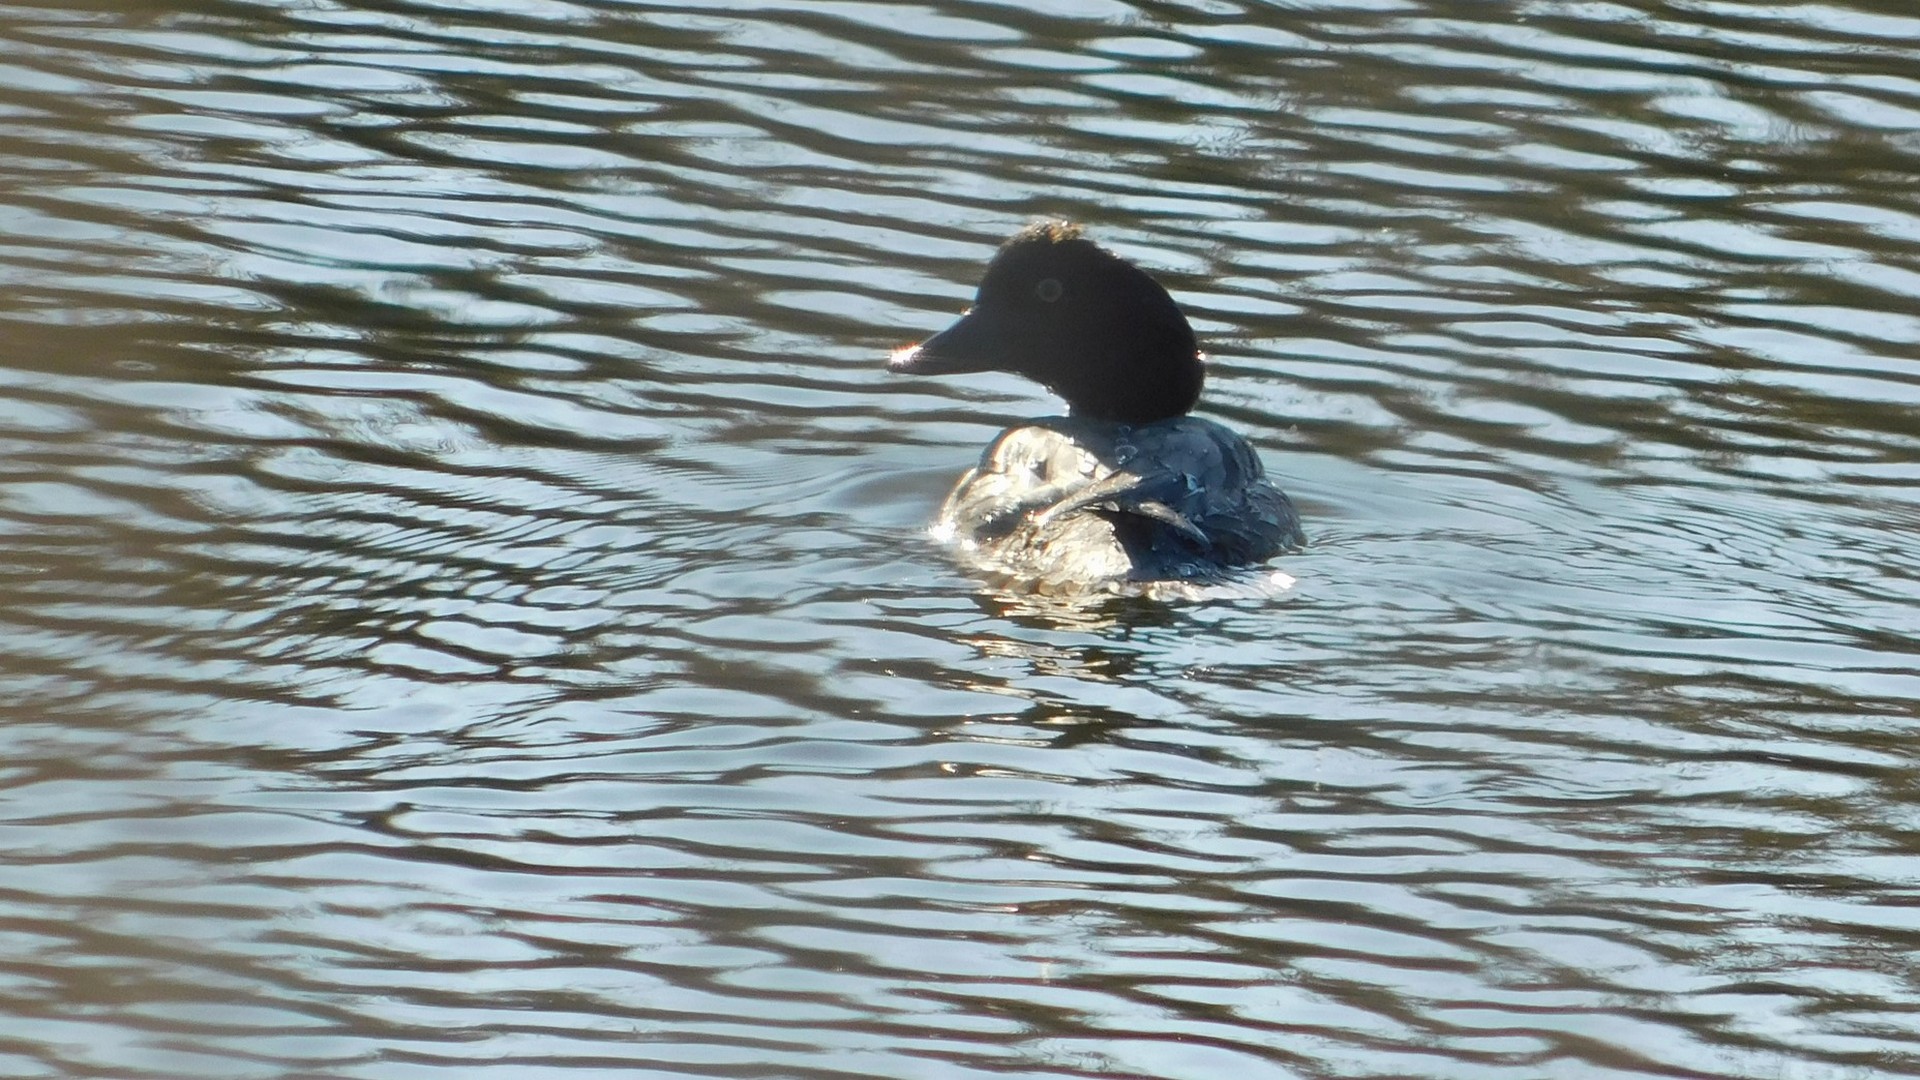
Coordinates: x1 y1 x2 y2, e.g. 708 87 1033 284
4 2 1919 1077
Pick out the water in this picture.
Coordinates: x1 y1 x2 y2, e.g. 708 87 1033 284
3 2 1918 1077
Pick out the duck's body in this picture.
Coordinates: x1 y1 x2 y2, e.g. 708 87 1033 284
892 221 1303 594
934 416 1303 593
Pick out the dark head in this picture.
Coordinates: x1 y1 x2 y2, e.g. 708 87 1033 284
890 222 1203 424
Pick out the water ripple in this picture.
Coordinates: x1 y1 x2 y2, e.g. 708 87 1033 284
2 1 1919 1078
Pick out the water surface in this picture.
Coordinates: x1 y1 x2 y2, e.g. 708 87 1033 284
2 2 1919 1078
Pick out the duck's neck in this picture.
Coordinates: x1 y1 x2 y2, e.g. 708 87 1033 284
1056 349 1202 425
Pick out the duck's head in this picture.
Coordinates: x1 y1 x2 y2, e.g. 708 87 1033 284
890 222 1203 425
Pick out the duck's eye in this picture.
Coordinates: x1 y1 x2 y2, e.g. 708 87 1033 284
1035 277 1063 303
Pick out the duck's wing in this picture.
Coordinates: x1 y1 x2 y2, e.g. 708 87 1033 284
1027 466 1210 548
1108 418 1305 561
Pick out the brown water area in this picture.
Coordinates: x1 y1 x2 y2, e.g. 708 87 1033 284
2 2 1918 1078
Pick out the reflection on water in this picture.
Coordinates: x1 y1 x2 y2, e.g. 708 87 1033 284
3 1 1919 1077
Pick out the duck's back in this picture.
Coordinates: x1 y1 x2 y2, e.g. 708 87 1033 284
934 416 1303 593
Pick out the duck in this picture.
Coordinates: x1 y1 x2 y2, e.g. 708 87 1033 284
890 221 1304 595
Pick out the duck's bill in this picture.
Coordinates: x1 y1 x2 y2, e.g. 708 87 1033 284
888 309 997 375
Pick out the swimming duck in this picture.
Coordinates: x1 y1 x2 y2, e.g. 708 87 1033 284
890 221 1304 594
